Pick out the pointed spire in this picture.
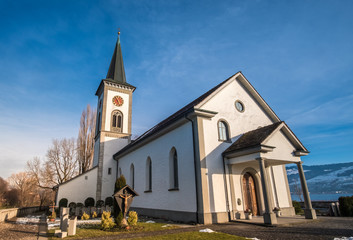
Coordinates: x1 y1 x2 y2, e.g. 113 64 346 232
106 31 126 83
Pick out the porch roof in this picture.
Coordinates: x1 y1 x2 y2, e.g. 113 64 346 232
223 121 309 159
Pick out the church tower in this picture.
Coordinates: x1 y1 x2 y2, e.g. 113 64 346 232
93 33 136 201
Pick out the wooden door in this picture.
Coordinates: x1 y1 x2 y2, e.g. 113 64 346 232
243 173 259 216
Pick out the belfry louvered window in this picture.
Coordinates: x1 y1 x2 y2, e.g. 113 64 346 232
111 110 123 132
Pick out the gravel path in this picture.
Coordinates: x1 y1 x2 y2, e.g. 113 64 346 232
211 217 353 240
1 216 352 239
0 221 39 240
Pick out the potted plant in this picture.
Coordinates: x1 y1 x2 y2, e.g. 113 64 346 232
273 207 281 217
48 211 56 222
245 209 252 220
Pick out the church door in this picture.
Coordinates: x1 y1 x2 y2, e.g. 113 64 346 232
242 172 259 216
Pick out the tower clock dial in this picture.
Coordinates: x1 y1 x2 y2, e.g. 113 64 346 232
112 96 124 106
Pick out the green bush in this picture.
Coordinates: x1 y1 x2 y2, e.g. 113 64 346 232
105 197 114 207
76 202 84 208
85 197 95 207
101 211 116 230
68 202 76 208
59 198 68 208
292 201 302 214
115 211 124 227
127 211 138 226
113 175 126 217
339 196 353 217
115 175 126 192
96 200 105 207
105 197 113 206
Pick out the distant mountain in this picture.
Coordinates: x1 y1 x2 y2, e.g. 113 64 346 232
286 162 353 194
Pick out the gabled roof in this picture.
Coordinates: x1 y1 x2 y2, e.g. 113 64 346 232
223 121 308 156
113 71 285 159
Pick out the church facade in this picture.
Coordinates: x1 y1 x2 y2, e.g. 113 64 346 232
56 36 316 225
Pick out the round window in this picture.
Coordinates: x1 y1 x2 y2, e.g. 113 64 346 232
235 100 244 112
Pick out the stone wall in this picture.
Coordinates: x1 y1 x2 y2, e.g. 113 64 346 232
0 206 48 222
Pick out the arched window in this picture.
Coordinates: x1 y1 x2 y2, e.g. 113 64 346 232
218 120 230 141
169 148 179 190
111 110 123 132
130 164 135 189
145 157 152 191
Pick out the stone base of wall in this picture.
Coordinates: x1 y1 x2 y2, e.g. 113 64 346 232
130 207 231 224
130 207 197 223
280 207 295 216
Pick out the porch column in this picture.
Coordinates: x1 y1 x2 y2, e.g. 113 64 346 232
296 161 317 219
257 157 277 225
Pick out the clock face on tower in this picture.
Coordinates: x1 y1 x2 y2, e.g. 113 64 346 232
112 96 124 106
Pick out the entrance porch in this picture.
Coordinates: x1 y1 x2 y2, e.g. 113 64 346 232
222 122 317 225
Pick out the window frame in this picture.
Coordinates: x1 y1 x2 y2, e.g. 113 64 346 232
217 119 231 142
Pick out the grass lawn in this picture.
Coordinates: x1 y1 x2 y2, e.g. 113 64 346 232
122 231 248 240
48 222 178 239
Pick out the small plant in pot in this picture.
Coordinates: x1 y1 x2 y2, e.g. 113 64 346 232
245 209 252 220
48 211 56 222
273 207 281 217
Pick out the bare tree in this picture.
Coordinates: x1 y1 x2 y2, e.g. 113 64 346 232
8 172 36 207
46 138 78 184
0 177 8 207
77 104 96 174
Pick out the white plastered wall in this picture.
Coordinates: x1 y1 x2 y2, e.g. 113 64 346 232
57 168 98 204
101 137 129 201
199 78 274 213
118 122 197 213
104 90 130 133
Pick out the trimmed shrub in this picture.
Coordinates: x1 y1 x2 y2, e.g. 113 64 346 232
85 197 95 207
92 211 97 218
82 212 90 220
96 200 105 207
101 211 116 230
76 202 84 208
115 175 126 192
115 211 124 227
127 211 138 226
59 198 68 208
113 175 126 217
68 202 76 208
339 196 353 217
105 197 113 207
292 201 302 214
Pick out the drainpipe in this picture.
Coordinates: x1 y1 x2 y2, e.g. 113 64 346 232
222 156 231 221
185 115 199 224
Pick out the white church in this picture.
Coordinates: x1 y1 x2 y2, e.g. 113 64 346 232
56 35 317 225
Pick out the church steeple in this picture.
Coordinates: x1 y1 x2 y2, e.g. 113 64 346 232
106 33 126 83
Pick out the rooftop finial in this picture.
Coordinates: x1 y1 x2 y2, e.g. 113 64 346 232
118 28 120 36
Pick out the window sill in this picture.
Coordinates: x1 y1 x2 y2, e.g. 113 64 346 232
168 188 179 191
144 190 152 193
218 139 232 143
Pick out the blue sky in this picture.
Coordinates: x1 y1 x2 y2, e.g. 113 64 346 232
0 0 352 178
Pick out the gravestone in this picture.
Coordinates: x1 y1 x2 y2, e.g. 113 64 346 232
60 208 69 232
68 216 77 236
38 214 48 237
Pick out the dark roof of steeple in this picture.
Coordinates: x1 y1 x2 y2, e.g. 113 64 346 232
106 35 126 83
